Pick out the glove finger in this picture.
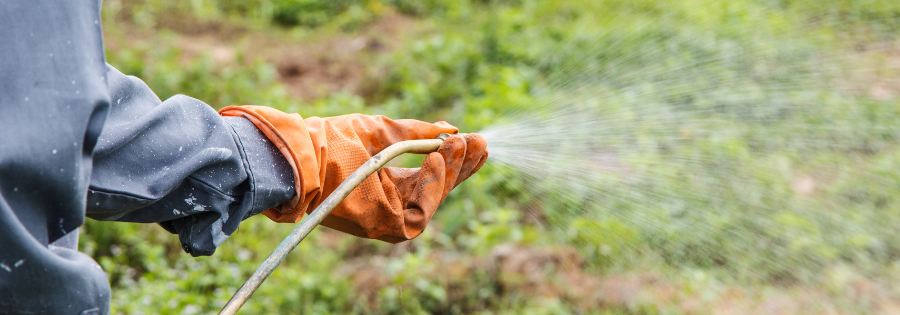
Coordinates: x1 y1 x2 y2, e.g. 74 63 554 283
318 132 463 243
364 135 475 242
434 135 467 200
383 136 464 235
396 152 447 239
383 134 473 198
454 133 488 187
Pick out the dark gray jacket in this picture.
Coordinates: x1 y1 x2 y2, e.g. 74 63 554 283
0 1 295 313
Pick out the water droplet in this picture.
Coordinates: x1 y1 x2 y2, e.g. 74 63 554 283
179 146 183 151
49 53 53 57
52 149 57 154
24 97 28 101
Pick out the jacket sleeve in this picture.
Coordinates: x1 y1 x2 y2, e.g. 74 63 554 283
87 65 296 256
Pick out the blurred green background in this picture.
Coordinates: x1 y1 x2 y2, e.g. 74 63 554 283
83 0 900 314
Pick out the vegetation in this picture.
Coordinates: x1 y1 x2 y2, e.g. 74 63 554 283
84 0 900 313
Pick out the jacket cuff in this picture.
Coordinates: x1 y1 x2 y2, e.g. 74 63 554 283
219 106 318 223
223 116 296 219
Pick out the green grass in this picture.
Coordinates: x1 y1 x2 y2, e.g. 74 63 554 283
85 0 900 313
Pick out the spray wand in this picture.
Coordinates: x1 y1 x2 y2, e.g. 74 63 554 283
219 133 453 315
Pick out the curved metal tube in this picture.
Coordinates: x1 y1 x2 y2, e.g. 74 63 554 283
219 137 447 315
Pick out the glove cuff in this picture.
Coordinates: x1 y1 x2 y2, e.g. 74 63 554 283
218 105 319 223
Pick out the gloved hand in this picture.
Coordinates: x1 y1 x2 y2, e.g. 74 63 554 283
219 106 488 243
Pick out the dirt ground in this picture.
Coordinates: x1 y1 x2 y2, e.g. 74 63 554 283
106 12 419 102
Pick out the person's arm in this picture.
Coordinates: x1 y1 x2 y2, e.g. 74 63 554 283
87 65 296 257
219 106 488 243
90 65 488 255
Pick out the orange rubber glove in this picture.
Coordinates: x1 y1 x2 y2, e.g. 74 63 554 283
219 106 488 243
